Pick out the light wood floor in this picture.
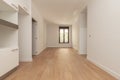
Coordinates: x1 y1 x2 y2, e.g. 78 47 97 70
5 48 117 80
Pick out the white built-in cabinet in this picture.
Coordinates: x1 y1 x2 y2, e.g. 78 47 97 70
0 0 18 11
0 0 18 28
0 0 32 77
0 0 19 78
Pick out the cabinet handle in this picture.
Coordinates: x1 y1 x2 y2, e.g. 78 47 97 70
11 49 19 52
11 3 18 9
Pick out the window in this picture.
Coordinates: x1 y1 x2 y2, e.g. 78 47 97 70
59 27 69 43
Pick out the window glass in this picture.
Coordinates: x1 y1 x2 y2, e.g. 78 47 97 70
65 29 68 43
60 29 64 43
59 27 69 43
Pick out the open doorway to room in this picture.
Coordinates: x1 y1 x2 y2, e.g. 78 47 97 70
79 7 87 58
32 18 38 56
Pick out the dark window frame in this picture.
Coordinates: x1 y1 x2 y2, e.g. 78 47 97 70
59 27 69 44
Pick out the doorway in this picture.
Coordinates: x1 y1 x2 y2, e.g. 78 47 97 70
32 18 38 55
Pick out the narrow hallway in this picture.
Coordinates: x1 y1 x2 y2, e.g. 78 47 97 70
5 48 116 80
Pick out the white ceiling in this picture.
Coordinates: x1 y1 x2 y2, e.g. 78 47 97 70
33 0 87 25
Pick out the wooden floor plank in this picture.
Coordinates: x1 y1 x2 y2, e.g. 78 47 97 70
4 48 117 80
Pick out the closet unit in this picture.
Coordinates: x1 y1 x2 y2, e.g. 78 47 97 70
0 0 19 78
0 0 32 78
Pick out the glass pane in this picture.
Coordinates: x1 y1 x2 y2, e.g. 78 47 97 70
60 29 64 43
65 29 68 43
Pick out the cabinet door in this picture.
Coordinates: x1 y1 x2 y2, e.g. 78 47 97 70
0 51 19 77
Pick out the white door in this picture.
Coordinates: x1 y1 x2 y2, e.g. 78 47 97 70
32 19 38 55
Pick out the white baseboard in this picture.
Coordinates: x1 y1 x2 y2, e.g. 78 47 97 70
20 57 32 62
47 46 72 48
87 57 120 80
36 47 47 55
79 50 87 54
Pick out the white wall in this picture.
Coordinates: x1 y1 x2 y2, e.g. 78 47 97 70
18 0 32 62
46 21 72 47
79 11 87 54
18 0 47 61
72 2 87 51
72 19 80 50
32 1 46 55
87 0 120 79
18 14 32 62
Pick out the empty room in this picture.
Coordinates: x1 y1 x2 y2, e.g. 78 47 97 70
0 0 120 80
